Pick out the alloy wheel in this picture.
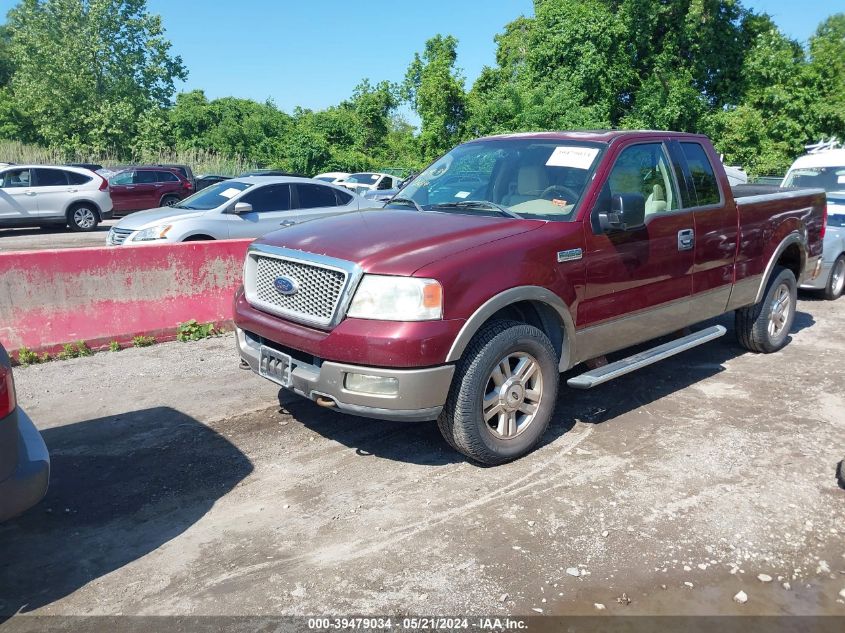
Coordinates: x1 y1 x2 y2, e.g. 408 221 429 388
768 283 792 338
482 352 544 439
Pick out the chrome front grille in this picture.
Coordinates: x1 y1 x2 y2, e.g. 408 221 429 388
107 227 134 245
244 246 360 329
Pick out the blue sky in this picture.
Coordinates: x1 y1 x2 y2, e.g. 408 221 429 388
0 0 839 115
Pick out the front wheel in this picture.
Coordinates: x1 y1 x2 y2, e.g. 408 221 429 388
437 320 559 465
824 255 845 300
735 266 797 353
67 204 99 232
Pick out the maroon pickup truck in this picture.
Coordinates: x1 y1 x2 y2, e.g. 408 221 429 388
234 131 825 464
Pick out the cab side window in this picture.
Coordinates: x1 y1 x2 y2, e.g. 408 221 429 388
606 143 679 217
240 184 291 212
0 169 32 188
681 142 720 206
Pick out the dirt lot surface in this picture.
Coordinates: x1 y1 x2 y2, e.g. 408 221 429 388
0 220 117 252
1 298 844 621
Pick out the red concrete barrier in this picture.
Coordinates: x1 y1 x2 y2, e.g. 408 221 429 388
0 240 252 355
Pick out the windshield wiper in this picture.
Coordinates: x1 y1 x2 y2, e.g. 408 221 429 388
387 197 425 213
173 204 197 210
431 200 521 219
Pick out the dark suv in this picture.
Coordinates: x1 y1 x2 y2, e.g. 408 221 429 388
0 343 49 522
108 166 194 214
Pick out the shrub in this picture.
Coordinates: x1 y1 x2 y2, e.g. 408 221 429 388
132 335 156 347
16 346 41 366
56 341 92 360
177 319 218 342
109 341 121 352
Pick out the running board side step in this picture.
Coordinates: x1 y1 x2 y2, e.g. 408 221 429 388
567 325 727 390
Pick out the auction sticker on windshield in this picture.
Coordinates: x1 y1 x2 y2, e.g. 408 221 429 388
546 146 599 170
220 188 241 199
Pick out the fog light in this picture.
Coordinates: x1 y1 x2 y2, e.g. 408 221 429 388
344 373 399 396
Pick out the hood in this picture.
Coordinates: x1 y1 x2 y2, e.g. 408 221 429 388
254 208 545 276
115 206 207 230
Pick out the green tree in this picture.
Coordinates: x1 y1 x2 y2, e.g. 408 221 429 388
805 14 845 140
403 34 467 161
4 0 186 153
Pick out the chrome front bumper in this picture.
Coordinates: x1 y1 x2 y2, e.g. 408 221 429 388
236 328 454 422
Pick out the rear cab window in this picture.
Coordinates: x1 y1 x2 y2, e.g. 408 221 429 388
680 142 722 206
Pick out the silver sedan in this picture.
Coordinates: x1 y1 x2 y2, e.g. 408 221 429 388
107 176 363 246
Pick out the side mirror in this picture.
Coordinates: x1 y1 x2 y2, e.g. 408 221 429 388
597 193 645 232
232 202 253 214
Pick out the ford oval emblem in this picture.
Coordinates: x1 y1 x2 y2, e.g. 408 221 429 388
273 276 299 296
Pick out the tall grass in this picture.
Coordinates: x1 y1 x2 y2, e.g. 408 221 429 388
0 140 256 176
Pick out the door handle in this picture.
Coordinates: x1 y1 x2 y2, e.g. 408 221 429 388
280 221 296 227
154 184 163 188
66 188 78 193
24 191 36 196
126 186 135 189
678 228 695 251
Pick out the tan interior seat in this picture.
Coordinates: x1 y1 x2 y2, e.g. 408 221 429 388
645 183 667 215
502 166 548 206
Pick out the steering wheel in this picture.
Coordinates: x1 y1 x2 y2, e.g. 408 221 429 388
540 185 579 203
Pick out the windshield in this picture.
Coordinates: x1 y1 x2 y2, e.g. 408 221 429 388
172 181 252 210
389 139 603 221
783 166 845 193
345 173 380 184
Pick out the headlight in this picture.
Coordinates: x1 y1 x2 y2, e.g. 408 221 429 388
132 224 172 241
348 275 442 321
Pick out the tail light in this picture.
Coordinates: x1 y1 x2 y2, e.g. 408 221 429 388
821 205 827 239
184 180 193 190
98 175 109 191
0 363 16 419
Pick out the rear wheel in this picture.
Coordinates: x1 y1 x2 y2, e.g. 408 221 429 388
67 204 99 232
437 320 559 465
823 255 845 300
161 195 180 207
735 266 797 353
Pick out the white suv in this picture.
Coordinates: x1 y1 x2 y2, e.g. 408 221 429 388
0 165 113 232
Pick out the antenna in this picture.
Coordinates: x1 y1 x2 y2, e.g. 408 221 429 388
805 137 841 153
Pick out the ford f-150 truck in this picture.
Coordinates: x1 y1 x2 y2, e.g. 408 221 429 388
234 131 825 465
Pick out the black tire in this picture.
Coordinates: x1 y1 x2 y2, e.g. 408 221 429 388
437 320 559 465
161 195 180 207
183 235 214 242
823 255 845 301
67 203 100 232
837 459 845 490
735 266 797 353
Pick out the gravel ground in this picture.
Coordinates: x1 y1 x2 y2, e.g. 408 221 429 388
0 220 117 252
0 298 844 620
